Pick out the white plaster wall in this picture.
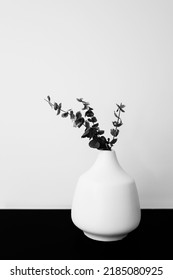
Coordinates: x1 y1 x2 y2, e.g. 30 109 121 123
0 0 172 208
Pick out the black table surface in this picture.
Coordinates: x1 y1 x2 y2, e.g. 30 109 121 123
0 209 172 260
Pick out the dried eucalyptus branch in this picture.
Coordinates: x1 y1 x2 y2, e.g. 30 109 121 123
45 96 125 150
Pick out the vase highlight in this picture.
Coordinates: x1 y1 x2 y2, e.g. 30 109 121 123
71 150 141 241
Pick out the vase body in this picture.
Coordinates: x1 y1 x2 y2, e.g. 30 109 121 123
71 150 141 241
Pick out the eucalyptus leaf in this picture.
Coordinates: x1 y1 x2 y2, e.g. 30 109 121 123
54 102 58 110
96 136 107 150
89 127 98 138
57 109 60 115
110 128 119 137
61 112 69 118
112 120 123 127
76 111 82 119
90 116 97 123
115 129 119 137
116 104 125 113
97 130 104 135
88 116 97 122
82 103 89 110
75 117 84 128
120 103 125 109
110 138 117 145
57 103 62 115
92 123 99 128
83 101 90 106
70 110 75 120
114 111 120 118
100 136 106 141
76 98 83 102
85 109 94 117
89 139 100 149
85 121 90 129
81 127 97 138
81 128 91 138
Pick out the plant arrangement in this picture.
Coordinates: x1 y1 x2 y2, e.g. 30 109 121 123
45 96 125 150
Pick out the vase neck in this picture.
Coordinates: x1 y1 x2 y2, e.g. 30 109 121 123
92 150 121 171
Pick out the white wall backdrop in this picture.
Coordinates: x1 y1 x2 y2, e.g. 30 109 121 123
0 0 173 208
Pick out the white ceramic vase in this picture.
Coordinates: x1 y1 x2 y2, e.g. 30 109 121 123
71 150 141 241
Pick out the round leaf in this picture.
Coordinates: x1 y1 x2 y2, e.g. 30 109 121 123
85 110 94 117
89 139 100 149
110 128 119 137
76 111 82 119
